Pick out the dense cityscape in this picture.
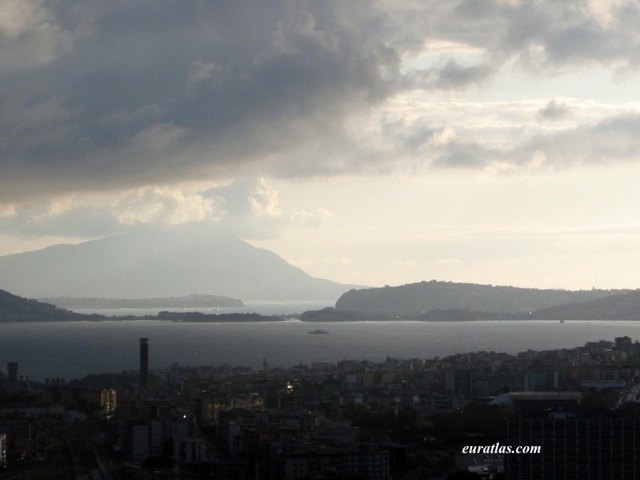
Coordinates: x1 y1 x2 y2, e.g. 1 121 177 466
3 335 640 479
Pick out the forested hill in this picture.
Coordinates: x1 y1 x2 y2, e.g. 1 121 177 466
335 280 629 316
0 289 82 322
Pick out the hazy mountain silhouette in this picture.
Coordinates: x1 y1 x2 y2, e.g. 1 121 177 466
0 225 359 301
335 280 630 316
529 290 640 320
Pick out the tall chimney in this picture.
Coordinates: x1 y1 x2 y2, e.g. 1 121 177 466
139 338 149 388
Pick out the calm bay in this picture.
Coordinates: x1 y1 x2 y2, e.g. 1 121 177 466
2 316 639 381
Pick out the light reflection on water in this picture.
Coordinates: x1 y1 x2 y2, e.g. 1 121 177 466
2 319 640 380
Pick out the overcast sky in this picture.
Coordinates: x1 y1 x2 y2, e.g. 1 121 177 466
2 0 640 290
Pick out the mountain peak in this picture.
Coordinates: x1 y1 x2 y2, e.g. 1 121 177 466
0 225 358 301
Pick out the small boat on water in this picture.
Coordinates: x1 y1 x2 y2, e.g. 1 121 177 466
308 329 329 334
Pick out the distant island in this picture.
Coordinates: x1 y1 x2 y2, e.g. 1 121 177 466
40 294 243 310
4 280 640 323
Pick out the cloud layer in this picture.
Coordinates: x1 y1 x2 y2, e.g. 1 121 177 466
2 0 640 202
0 178 332 242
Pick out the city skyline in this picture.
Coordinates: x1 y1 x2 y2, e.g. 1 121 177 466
2 1 640 290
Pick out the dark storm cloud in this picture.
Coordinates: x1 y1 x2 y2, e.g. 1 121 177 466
434 0 640 70
1 0 422 200
3 0 640 201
